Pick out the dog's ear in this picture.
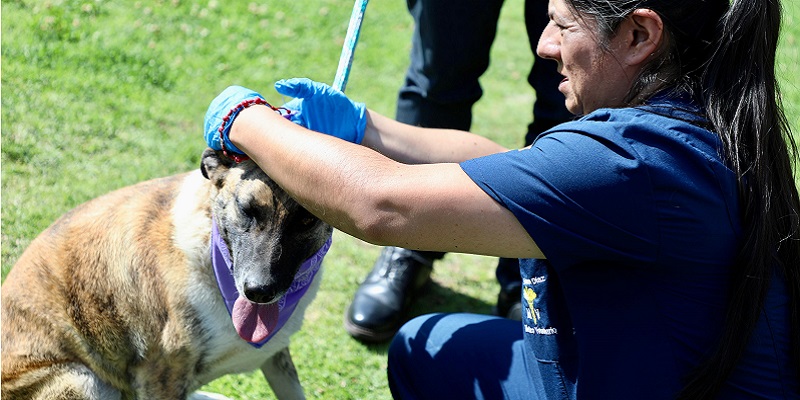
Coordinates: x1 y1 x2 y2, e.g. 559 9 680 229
200 148 234 184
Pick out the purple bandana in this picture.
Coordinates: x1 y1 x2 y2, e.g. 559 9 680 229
211 219 331 348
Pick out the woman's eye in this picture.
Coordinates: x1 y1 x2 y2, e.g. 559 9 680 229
549 17 567 31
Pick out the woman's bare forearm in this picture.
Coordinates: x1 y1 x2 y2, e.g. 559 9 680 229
361 110 508 164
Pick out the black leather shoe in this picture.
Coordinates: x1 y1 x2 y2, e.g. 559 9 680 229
344 247 433 343
493 281 523 321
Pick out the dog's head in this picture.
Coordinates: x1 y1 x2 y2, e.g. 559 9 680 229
200 149 332 306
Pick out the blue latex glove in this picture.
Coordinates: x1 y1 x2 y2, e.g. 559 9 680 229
204 85 267 154
275 78 367 144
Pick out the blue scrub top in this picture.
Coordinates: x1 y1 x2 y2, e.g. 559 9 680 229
460 97 797 399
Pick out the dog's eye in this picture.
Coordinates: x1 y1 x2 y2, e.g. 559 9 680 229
301 217 316 227
296 208 318 227
238 202 260 220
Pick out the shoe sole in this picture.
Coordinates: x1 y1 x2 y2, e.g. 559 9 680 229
342 311 398 344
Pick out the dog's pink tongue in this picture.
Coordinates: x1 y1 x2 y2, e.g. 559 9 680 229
232 296 279 343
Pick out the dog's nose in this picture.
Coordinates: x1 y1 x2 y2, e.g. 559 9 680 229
243 283 280 304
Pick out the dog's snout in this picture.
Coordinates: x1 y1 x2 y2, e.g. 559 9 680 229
243 283 281 304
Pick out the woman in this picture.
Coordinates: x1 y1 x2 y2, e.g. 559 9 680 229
204 0 799 398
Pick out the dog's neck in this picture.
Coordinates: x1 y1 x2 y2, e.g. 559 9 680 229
210 218 331 348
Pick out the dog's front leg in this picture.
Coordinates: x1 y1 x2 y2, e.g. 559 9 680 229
260 347 305 400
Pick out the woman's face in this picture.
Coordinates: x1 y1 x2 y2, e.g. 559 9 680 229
537 0 637 115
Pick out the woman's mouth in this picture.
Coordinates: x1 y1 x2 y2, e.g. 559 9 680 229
558 77 569 92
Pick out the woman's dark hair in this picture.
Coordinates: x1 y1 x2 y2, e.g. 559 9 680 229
566 0 800 398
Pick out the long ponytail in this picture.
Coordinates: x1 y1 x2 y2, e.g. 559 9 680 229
678 0 800 398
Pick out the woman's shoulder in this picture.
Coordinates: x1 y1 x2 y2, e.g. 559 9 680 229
568 99 706 133
543 97 721 160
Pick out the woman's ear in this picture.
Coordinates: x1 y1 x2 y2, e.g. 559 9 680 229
620 8 664 66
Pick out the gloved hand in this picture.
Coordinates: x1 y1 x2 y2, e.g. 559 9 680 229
204 85 267 155
275 78 367 144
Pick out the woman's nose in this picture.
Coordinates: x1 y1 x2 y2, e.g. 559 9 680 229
536 23 560 61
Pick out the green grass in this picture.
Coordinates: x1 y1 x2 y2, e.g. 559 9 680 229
2 1 799 399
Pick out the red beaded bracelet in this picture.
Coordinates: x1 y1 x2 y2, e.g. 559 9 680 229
218 98 292 163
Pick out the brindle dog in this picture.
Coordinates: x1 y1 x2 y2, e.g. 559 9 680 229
1 149 332 399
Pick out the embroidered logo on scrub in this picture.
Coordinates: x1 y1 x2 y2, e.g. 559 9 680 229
523 286 538 324
522 275 558 335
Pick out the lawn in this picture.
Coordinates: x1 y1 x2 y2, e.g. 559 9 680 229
2 1 798 399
